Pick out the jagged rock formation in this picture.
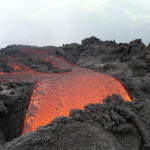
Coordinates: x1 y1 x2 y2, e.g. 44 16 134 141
0 83 33 142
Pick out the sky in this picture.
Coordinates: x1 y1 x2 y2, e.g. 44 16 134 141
0 0 150 48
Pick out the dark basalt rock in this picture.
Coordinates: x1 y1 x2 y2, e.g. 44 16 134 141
0 82 34 143
3 95 150 150
22 58 62 73
0 45 66 74
141 75 150 93
0 62 13 73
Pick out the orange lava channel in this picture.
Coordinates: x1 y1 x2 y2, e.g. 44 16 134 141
23 69 131 134
0 48 131 134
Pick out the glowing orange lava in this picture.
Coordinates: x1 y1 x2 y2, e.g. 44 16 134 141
0 48 131 134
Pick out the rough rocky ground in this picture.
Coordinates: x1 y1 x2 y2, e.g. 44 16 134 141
0 83 33 142
3 95 150 150
0 37 150 149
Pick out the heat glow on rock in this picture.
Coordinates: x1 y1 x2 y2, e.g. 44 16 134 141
0 48 131 134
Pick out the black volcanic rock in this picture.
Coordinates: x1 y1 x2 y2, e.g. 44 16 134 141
0 82 33 143
0 100 7 115
0 45 65 73
3 95 150 150
0 62 13 73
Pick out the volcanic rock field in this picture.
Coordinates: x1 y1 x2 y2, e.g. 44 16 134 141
0 37 150 150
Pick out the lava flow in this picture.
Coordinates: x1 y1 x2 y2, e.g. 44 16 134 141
0 48 131 134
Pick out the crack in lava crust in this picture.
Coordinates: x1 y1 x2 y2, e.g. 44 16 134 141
0 49 131 134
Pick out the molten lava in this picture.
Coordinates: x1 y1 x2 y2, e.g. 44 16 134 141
0 48 131 134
